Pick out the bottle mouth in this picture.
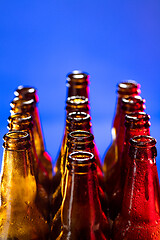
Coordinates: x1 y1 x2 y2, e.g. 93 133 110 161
10 97 35 113
125 112 151 128
121 96 146 112
66 96 89 112
14 86 38 102
67 111 91 123
3 131 30 150
66 70 89 84
68 130 94 142
68 151 95 164
130 135 157 147
7 113 33 130
117 81 141 95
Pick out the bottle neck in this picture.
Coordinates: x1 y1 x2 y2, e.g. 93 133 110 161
1 146 36 208
122 139 160 222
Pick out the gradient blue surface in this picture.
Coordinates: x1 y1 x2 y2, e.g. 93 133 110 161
0 1 160 174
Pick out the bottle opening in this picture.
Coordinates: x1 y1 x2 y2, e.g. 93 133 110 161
8 113 32 124
118 81 141 95
68 151 94 164
125 112 151 127
67 96 88 105
121 96 146 111
68 130 94 143
3 131 30 150
130 135 157 147
67 111 90 122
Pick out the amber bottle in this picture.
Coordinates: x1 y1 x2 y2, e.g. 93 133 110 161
7 113 50 221
113 135 160 240
55 151 110 240
13 86 53 181
0 131 49 239
104 95 146 220
109 111 151 220
66 70 90 99
51 112 102 221
10 97 52 194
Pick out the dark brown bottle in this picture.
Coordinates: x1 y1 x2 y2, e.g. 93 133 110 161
104 95 146 220
0 131 49 239
7 113 50 222
66 70 90 99
54 151 110 240
113 135 160 240
10 97 52 195
109 111 151 220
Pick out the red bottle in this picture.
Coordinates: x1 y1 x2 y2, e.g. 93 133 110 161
113 135 160 240
55 151 110 240
110 112 151 220
104 96 146 220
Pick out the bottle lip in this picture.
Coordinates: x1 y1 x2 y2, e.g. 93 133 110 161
66 70 89 83
67 111 91 123
117 80 141 95
121 96 146 111
7 113 33 131
14 86 38 102
66 96 89 105
3 131 30 150
68 151 95 164
125 112 151 127
68 130 94 143
10 97 35 113
130 135 157 147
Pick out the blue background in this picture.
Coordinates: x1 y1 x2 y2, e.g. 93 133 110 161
0 1 160 174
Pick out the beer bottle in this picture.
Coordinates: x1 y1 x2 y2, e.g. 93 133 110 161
111 81 141 139
7 113 50 221
0 131 49 239
66 70 90 99
109 112 151 220
113 135 160 240
10 97 52 194
14 86 53 181
55 151 110 240
51 112 98 219
104 96 146 220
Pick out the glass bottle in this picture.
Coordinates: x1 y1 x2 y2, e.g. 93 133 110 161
7 113 50 222
66 70 90 99
113 135 160 240
0 131 49 239
54 151 110 240
111 81 141 139
13 86 53 181
10 97 52 194
104 95 146 220
109 111 151 220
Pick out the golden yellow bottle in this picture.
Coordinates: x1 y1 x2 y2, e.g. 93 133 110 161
7 113 50 222
0 131 49 239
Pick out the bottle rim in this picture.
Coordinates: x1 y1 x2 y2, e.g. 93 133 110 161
66 70 89 83
68 151 95 164
67 111 91 122
117 80 141 95
125 112 151 127
14 86 38 102
68 130 94 143
3 131 30 150
130 135 157 147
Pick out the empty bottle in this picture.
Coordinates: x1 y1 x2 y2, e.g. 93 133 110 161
14 86 53 182
10 97 52 195
54 151 110 240
0 131 49 239
7 113 50 221
113 135 160 240
104 95 146 220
